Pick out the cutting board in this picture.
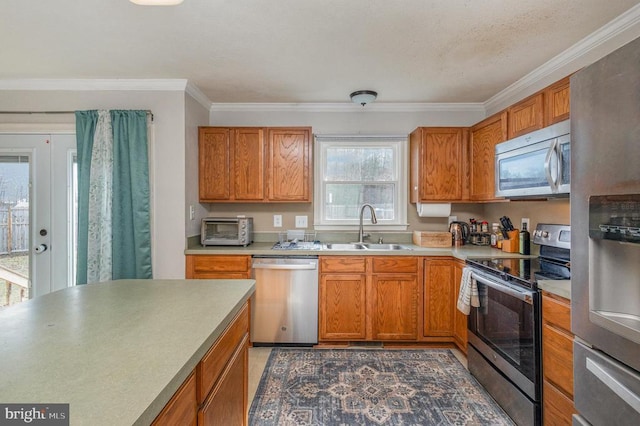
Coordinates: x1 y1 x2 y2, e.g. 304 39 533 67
412 231 452 247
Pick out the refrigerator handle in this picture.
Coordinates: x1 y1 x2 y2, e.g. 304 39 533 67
586 357 640 413
544 138 559 192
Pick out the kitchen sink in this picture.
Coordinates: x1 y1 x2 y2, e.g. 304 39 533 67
361 243 408 250
323 243 411 251
324 243 366 250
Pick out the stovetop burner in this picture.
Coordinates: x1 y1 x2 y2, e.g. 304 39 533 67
466 224 571 289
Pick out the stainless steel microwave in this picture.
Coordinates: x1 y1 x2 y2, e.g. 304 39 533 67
201 217 253 246
495 119 570 198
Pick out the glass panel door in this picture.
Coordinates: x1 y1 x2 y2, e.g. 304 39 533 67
0 134 76 307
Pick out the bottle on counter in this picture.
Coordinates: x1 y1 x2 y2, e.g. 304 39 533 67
519 222 531 255
490 223 500 248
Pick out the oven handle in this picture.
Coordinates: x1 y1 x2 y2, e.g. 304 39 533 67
471 271 534 304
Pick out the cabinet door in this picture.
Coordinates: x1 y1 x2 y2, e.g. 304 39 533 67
423 258 454 337
508 93 544 139
185 255 251 279
544 77 570 126
371 274 419 340
266 128 312 201
469 111 507 201
410 127 465 201
198 335 248 426
199 127 230 202
319 273 367 340
232 128 265 200
452 260 468 351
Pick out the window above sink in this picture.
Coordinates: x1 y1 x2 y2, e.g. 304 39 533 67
313 136 408 231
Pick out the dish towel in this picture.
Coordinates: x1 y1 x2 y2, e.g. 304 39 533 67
457 266 480 315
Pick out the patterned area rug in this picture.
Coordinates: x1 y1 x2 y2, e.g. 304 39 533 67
249 348 515 426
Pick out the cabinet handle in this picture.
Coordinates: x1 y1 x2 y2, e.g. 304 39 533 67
586 357 640 413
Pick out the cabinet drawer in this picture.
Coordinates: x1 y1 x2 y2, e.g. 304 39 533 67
372 257 418 273
543 323 574 398
152 372 197 426
191 255 251 273
542 293 571 333
197 304 249 404
543 380 574 425
320 257 366 273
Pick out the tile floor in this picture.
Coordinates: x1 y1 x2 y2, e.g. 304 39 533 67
247 346 468 408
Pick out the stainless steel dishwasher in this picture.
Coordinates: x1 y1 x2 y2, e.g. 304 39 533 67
251 255 318 345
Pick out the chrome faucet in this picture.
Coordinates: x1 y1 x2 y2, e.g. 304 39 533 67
358 204 378 243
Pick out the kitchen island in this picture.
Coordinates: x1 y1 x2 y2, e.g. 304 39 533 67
0 279 255 425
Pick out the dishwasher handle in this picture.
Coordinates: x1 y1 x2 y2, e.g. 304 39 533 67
252 261 317 270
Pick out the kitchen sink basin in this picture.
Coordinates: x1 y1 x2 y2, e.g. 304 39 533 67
361 243 408 250
323 243 411 251
324 243 366 250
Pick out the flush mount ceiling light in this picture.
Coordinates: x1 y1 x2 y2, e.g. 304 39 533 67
130 0 184 5
350 90 378 106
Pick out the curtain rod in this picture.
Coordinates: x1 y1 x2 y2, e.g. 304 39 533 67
0 110 154 121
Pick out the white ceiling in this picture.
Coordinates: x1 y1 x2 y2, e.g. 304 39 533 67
2 0 640 104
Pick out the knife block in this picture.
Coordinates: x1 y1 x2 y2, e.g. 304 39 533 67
502 230 520 253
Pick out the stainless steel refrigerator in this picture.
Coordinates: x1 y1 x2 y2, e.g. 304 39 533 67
571 35 640 425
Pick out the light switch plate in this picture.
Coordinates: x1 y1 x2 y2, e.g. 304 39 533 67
273 215 283 228
189 205 195 221
295 215 308 228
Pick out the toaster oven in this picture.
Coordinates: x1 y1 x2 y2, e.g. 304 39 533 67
201 217 253 247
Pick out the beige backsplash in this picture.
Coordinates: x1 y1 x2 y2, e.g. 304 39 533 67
203 199 570 237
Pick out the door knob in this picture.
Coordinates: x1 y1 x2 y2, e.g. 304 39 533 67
35 244 48 254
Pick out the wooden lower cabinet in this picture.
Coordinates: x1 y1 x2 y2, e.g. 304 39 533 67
186 255 252 279
319 256 420 342
542 291 575 425
152 373 197 426
423 258 455 338
153 303 249 426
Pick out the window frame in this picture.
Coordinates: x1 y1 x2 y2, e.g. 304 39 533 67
313 135 408 231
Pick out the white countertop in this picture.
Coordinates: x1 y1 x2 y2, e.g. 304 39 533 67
0 279 255 425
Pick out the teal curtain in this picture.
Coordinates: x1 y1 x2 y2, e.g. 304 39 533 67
75 110 152 284
111 110 152 280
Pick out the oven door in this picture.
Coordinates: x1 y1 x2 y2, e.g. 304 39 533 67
468 271 541 401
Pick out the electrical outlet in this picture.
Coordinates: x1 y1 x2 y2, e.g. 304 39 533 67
295 215 308 228
273 215 282 228
522 217 530 230
189 205 195 221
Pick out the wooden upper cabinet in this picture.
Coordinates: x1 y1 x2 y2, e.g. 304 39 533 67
544 76 570 126
469 111 507 201
199 127 231 201
232 128 265 200
198 127 264 202
266 127 312 202
507 92 544 139
199 126 311 203
410 127 467 202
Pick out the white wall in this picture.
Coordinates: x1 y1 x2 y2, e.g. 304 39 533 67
0 89 187 279
185 93 210 238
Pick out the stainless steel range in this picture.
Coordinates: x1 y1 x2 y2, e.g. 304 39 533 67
465 223 571 426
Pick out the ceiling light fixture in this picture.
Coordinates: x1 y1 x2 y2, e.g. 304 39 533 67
130 0 184 5
350 90 377 106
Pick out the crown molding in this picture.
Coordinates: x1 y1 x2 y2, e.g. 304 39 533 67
0 79 189 91
485 3 640 114
209 102 485 113
185 81 213 110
